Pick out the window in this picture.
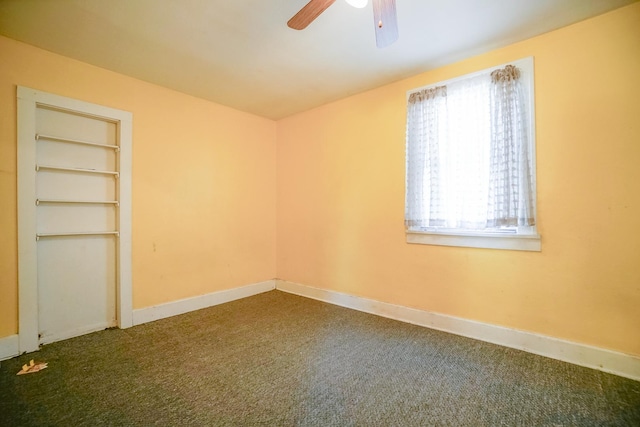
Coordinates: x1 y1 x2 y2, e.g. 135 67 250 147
405 58 540 251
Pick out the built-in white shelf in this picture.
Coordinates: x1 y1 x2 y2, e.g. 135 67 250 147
36 133 119 151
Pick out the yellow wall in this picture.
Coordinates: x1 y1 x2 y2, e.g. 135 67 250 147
2 4 639 357
0 36 277 338
276 4 640 356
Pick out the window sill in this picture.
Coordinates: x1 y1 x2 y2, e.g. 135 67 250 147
406 230 541 252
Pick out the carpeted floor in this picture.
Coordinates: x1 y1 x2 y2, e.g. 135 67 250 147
1 290 639 426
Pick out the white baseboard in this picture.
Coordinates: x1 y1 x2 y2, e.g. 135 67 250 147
275 279 640 382
5 278 638 381
0 334 19 361
132 280 276 326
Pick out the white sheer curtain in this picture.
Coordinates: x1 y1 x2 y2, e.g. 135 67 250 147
405 86 448 229
405 64 535 232
488 65 535 227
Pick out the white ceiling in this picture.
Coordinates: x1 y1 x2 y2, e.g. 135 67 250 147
0 0 636 119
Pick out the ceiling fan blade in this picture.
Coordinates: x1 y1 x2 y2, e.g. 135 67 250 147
288 0 337 30
372 0 398 48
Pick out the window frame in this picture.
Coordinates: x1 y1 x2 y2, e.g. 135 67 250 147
405 57 540 252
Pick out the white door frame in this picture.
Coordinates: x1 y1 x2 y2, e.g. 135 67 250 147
17 86 133 353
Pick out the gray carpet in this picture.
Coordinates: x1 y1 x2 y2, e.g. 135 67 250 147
1 290 639 426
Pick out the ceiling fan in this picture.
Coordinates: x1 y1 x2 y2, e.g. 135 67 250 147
287 0 398 48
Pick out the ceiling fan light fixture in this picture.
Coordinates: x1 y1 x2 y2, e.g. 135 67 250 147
288 0 397 49
345 0 368 8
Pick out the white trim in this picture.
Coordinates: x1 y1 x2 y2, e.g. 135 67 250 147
0 335 20 361
407 230 541 251
132 280 276 326
275 280 640 381
117 116 133 328
17 90 39 353
17 86 133 353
